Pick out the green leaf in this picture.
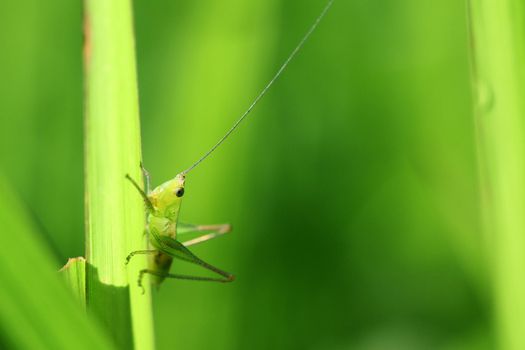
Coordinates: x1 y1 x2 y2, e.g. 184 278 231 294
0 174 114 350
60 257 87 306
84 0 155 348
468 1 525 349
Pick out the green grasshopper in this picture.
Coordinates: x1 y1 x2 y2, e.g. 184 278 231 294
125 0 334 292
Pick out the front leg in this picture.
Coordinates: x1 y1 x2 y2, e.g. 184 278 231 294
139 162 151 194
125 174 154 211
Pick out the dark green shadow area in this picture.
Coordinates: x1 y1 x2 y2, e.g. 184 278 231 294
0 329 17 350
86 263 134 350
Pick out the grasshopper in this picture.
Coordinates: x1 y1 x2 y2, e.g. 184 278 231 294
125 0 334 292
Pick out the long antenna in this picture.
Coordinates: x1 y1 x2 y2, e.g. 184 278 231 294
182 0 334 175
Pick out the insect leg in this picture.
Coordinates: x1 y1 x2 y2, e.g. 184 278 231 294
125 174 154 211
178 223 231 247
139 162 151 194
125 249 157 265
153 233 235 285
137 269 234 294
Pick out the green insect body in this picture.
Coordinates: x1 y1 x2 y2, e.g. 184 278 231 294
126 171 234 292
144 174 186 287
126 0 334 291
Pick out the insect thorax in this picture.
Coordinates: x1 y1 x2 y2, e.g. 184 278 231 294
148 214 177 239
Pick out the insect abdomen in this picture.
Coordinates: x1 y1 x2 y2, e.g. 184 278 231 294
149 252 173 288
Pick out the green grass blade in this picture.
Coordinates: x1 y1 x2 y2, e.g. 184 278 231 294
0 175 114 350
84 0 155 348
60 257 87 306
467 1 525 348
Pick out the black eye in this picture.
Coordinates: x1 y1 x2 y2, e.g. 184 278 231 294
175 188 185 197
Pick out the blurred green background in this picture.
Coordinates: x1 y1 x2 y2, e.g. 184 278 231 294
0 0 492 349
